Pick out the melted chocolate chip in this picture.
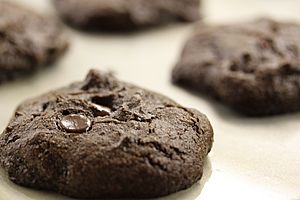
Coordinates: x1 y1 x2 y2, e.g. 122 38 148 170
60 114 91 133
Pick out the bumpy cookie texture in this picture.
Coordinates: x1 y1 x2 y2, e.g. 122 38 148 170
0 70 213 199
52 0 200 31
172 18 300 116
0 1 68 83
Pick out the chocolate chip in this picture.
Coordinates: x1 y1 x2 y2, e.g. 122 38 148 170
60 114 91 133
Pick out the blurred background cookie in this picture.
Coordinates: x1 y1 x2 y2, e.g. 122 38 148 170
52 0 200 31
0 1 69 84
172 18 300 116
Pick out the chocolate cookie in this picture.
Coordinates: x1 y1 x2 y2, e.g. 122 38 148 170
172 18 300 116
52 0 200 31
0 1 68 83
0 69 213 199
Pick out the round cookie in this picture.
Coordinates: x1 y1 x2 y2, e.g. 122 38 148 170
172 18 300 116
0 1 68 83
52 0 200 31
0 69 213 199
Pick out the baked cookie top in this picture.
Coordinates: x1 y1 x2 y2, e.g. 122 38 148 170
173 18 300 116
0 69 213 198
52 0 200 31
0 1 68 83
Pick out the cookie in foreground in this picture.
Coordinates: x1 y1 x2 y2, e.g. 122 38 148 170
0 69 213 199
172 18 300 116
52 0 200 31
0 1 68 84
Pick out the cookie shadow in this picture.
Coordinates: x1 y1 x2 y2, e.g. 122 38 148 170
0 158 212 200
67 22 192 39
63 20 194 36
217 99 300 131
175 85 300 130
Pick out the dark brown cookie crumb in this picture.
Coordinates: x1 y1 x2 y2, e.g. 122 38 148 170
0 69 213 199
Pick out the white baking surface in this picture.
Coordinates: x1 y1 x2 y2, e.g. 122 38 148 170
0 0 300 199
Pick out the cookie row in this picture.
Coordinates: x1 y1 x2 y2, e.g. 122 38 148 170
1 0 300 199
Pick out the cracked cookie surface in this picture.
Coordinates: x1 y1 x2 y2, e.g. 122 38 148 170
0 1 68 83
0 69 213 199
52 0 200 31
172 18 300 116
